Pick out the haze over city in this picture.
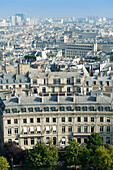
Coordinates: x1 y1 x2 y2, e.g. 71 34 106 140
0 0 113 18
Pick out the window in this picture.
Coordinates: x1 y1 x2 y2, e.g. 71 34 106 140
44 107 49 112
8 139 12 143
76 79 81 84
6 109 10 113
33 79 37 85
107 117 110 122
53 118 56 122
46 137 50 145
91 126 94 133
91 117 94 122
106 81 109 86
100 126 103 132
35 107 41 112
37 118 40 123
82 106 87 111
62 126 65 133
68 117 72 122
68 126 72 133
107 126 110 132
75 106 81 111
77 138 81 144
77 117 81 122
59 87 62 92
6 85 8 89
7 120 11 124
105 107 110 112
62 117 65 122
8 128 11 135
106 137 110 144
31 138 34 145
84 117 88 122
12 108 17 113
37 126 41 133
46 117 49 122
21 108 26 112
89 106 94 111
84 138 87 144
30 118 34 123
98 106 103 111
86 81 89 86
78 126 81 133
93 81 96 85
67 87 71 93
59 106 65 111
0 86 3 89
67 78 71 85
84 126 88 133
51 107 57 111
14 119 18 124
46 126 50 134
100 117 104 122
15 128 18 134
100 81 103 86
23 119 27 123
24 138 28 145
51 87 55 93
53 78 61 84
42 87 46 93
28 108 33 112
53 126 56 133
62 137 65 145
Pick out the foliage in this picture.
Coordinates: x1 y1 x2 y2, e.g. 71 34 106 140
0 156 10 170
3 142 25 166
92 146 112 170
87 133 103 154
24 55 36 58
78 144 91 169
26 141 58 168
64 139 80 167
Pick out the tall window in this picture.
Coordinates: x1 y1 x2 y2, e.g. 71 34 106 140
78 126 81 133
24 138 28 145
62 126 65 133
8 128 11 135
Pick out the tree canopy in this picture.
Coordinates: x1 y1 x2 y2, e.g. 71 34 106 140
0 156 9 170
26 141 58 168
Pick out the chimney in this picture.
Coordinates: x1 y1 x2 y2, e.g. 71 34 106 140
6 93 11 100
73 93 76 103
97 75 99 80
96 93 99 103
18 94 21 104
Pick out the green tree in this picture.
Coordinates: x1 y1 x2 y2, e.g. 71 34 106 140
0 156 9 170
78 144 91 169
64 139 80 168
87 133 103 154
92 146 112 170
26 141 58 168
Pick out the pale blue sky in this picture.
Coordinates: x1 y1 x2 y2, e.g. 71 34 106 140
0 0 113 18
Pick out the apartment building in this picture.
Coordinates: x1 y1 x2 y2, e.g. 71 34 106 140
60 43 97 57
1 91 113 150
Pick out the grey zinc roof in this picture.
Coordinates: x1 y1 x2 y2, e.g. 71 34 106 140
3 93 112 106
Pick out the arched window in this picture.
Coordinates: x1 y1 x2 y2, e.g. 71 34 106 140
105 107 110 111
98 106 103 111
82 106 87 111
75 106 81 111
89 106 94 111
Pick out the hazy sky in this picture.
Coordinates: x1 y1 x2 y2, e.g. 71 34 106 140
0 0 113 18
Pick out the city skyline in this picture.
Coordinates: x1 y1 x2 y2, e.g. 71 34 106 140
0 0 113 18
